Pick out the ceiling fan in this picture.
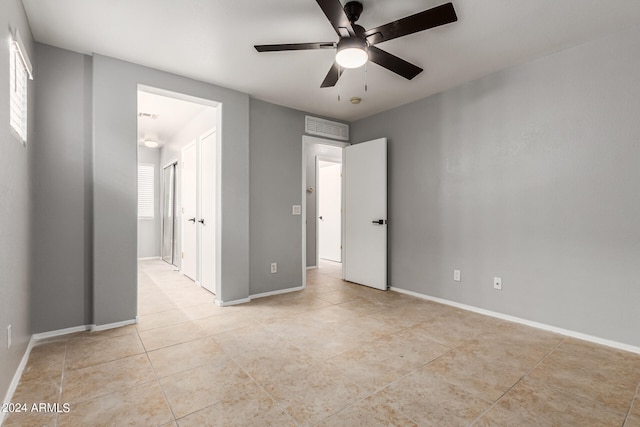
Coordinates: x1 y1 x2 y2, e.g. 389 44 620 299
254 0 457 88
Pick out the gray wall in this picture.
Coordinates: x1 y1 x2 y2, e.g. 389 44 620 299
249 99 350 295
305 144 342 267
32 43 93 333
249 99 305 295
137 146 161 258
0 0 34 402
351 26 640 347
92 54 249 323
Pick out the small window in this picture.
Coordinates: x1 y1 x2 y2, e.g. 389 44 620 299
138 164 155 219
9 30 32 145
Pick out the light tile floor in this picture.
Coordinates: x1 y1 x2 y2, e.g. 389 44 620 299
4 259 640 426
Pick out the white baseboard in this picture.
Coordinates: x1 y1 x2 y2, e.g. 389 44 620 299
31 319 137 340
2 318 138 424
32 325 90 340
214 285 305 307
137 256 161 261
215 297 251 307
92 319 137 332
390 286 640 355
250 285 304 300
1 336 36 425
306 266 318 270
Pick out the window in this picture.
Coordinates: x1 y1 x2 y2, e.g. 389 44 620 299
138 164 155 219
9 29 32 144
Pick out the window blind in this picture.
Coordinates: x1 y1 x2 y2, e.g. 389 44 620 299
138 164 155 219
9 42 28 143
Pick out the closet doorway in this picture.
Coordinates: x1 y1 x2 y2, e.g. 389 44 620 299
180 129 217 294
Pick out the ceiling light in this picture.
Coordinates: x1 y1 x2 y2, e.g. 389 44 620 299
144 140 159 148
335 38 368 69
350 97 362 104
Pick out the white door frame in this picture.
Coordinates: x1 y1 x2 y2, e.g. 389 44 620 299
136 84 222 300
315 156 342 266
181 141 197 282
301 136 349 288
198 127 217 294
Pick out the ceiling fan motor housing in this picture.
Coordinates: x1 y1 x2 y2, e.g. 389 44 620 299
337 36 367 52
344 1 363 23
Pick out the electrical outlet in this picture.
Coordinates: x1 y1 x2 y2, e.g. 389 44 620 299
270 263 277 274
453 270 461 282
493 277 502 290
292 205 301 215
7 325 11 349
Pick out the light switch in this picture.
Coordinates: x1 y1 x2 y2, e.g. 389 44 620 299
292 205 301 215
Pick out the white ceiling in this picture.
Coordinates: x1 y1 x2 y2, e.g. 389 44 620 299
22 0 640 122
137 90 209 147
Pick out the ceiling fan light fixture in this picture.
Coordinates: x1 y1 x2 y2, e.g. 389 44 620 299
335 38 368 69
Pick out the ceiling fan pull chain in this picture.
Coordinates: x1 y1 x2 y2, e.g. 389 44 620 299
338 65 341 101
365 62 368 92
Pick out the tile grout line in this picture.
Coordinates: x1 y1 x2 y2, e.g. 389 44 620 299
139 267 182 425
251 314 360 425
518 339 638 421
55 338 70 427
314 336 462 427
208 335 301 426
468 336 568 426
224 293 401 426
622 381 640 426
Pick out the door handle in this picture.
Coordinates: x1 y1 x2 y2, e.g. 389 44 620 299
372 219 386 225
188 217 196 223
198 219 205 225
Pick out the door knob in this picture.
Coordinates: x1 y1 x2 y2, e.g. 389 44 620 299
198 219 205 225
188 217 196 223
372 219 386 225
319 216 323 221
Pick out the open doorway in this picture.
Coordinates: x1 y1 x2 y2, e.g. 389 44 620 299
137 86 220 296
317 159 342 261
302 136 348 286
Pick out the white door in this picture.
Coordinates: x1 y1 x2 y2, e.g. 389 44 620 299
318 161 342 262
181 142 197 281
199 130 216 294
344 138 387 290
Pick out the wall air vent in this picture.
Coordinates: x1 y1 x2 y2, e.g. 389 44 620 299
305 116 349 141
138 112 159 119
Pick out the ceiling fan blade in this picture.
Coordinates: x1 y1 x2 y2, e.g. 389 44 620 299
320 62 344 88
255 42 336 52
368 46 423 80
316 0 356 37
364 2 457 45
